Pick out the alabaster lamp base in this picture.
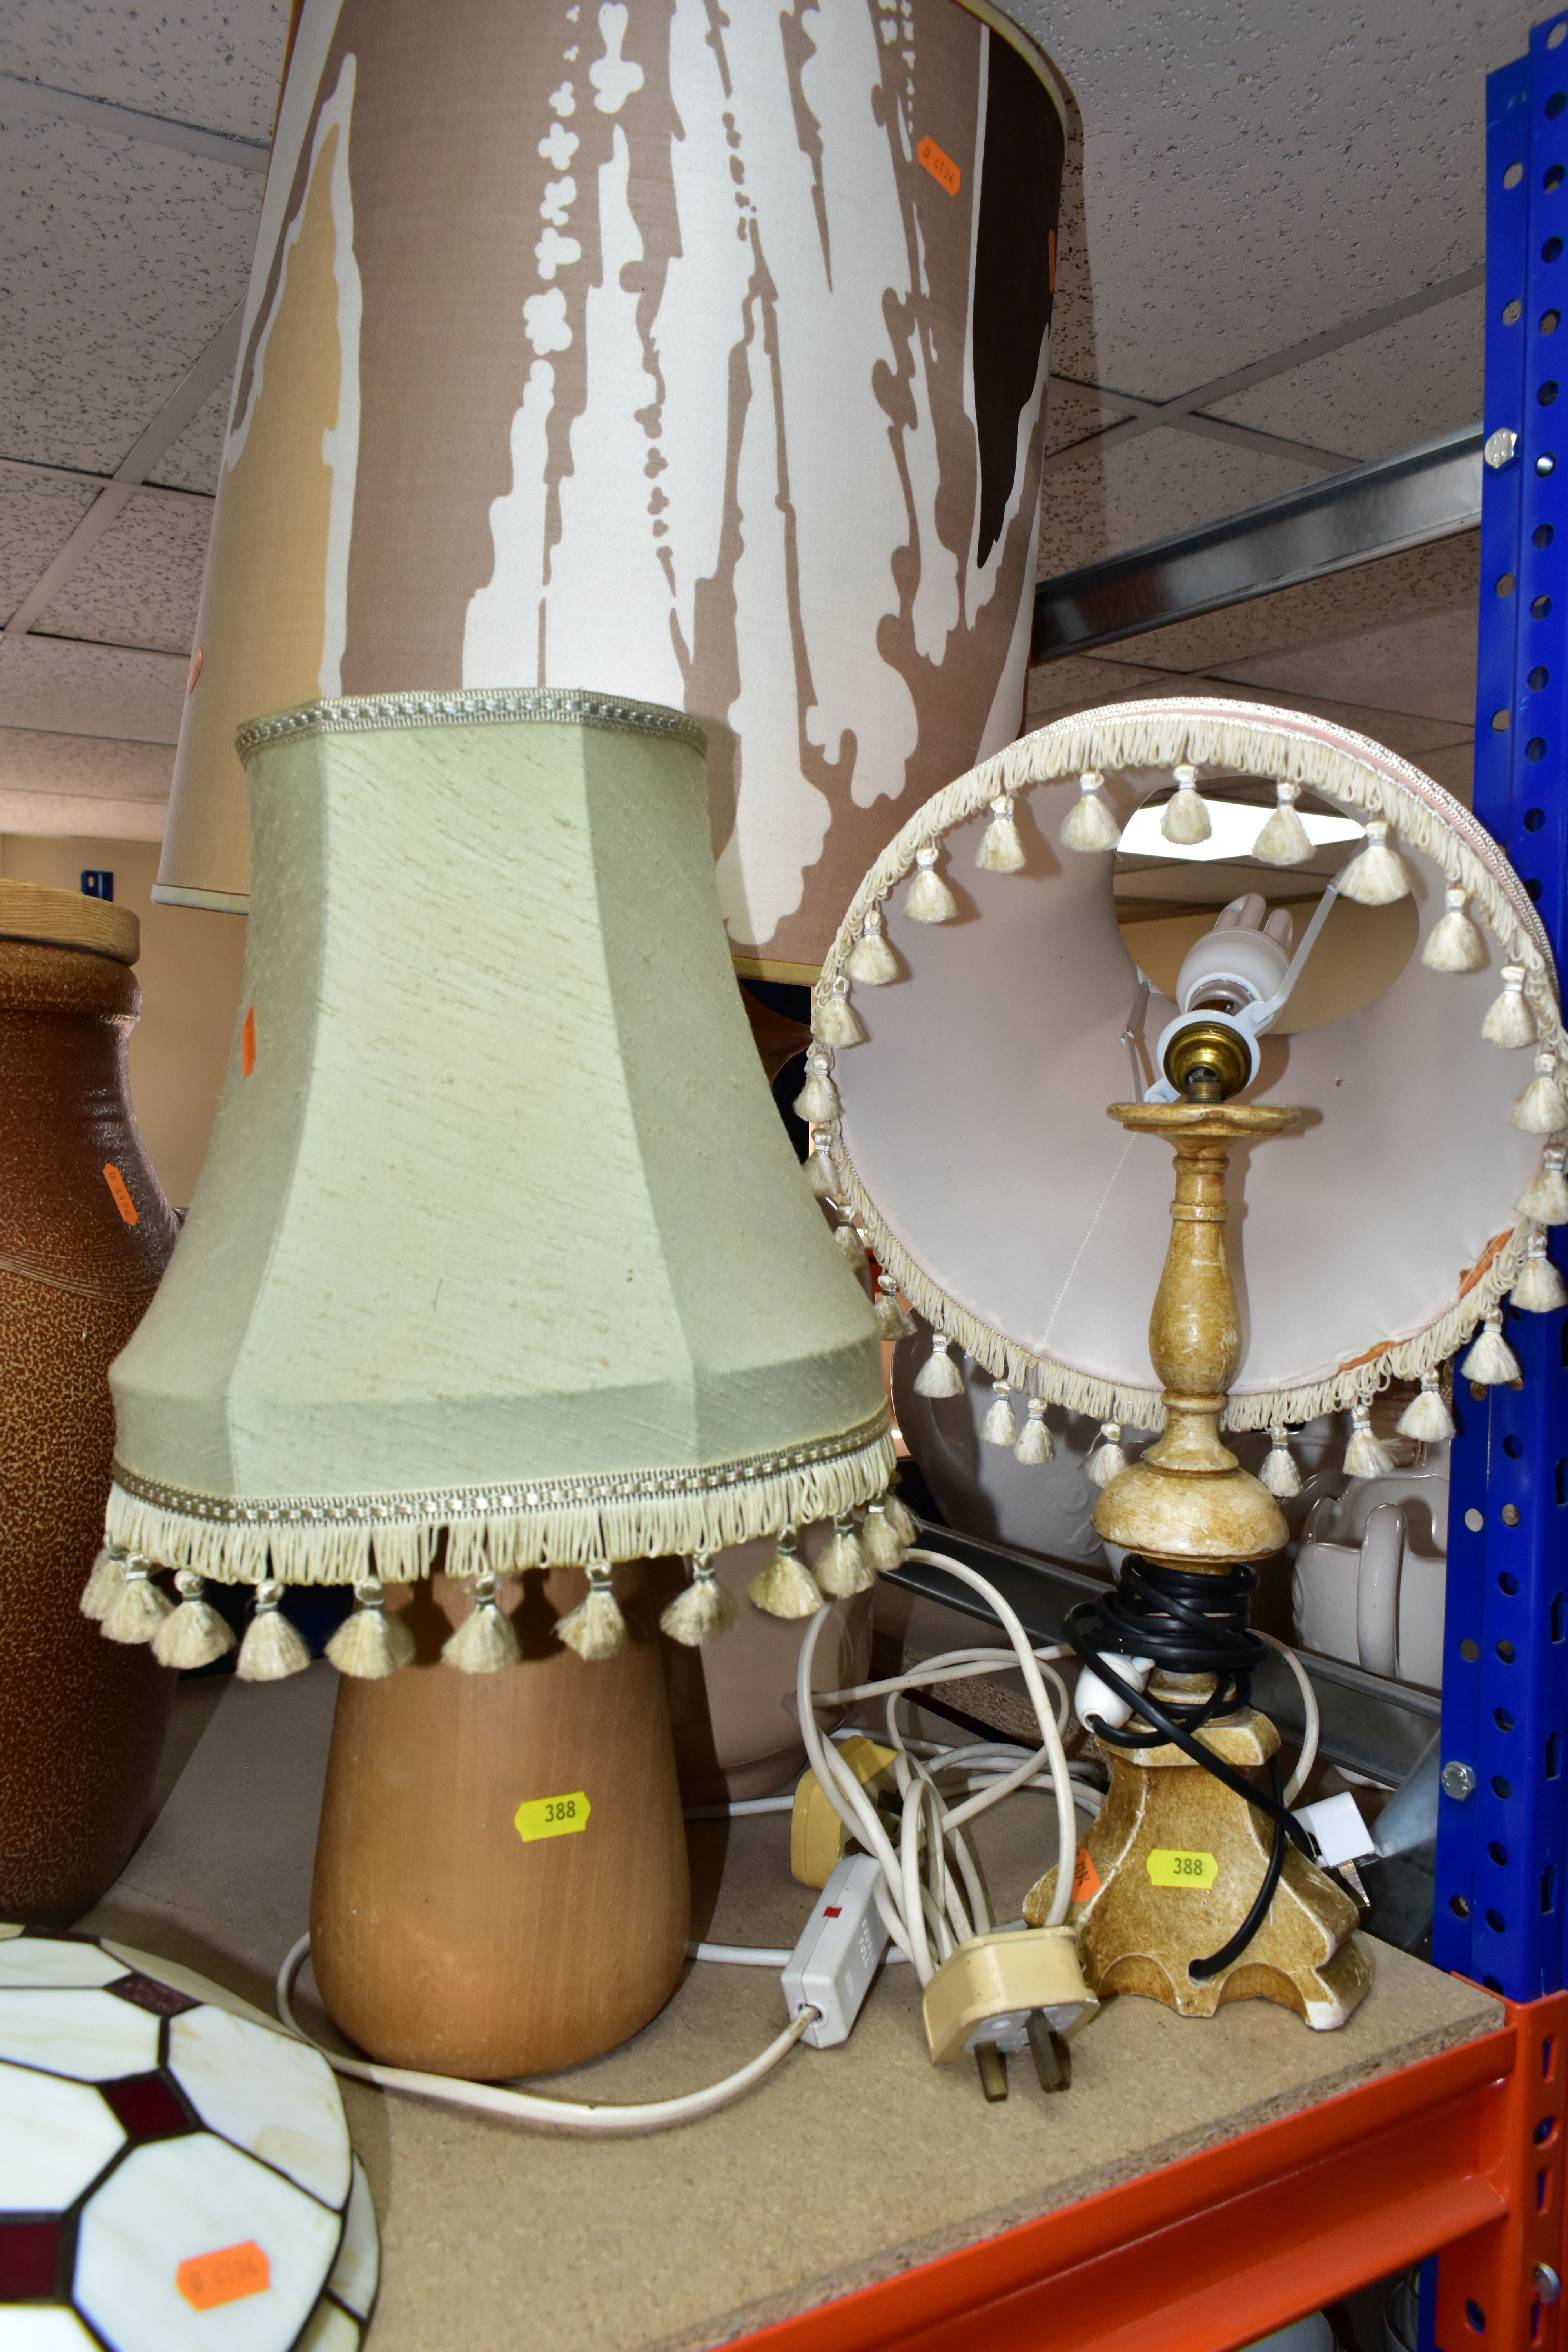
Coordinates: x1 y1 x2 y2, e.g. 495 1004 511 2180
310 1566 689 2080
1025 1700 1371 2029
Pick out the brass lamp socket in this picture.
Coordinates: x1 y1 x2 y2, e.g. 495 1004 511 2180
1162 1017 1253 1104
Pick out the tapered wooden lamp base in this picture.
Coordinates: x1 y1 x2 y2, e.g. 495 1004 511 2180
310 1565 690 2080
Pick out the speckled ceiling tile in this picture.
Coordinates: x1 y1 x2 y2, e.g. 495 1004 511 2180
1038 428 1320 575
1044 376 1134 459
0 635 187 740
0 106 260 474
1012 0 1498 398
32 487 210 654
0 0 289 144
0 724 173 803
0 466 98 617
1216 605 1479 727
1207 288 1486 463
1025 655 1475 761
147 381 232 495
1102 531 1482 675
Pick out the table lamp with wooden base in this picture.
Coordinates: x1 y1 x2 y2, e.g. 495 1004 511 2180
95 690 896 2080
1024 1053 1370 2027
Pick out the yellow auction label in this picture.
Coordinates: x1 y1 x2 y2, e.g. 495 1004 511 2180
1146 1848 1219 1889
515 1791 592 1844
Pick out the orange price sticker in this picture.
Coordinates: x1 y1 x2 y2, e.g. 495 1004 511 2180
102 1164 138 1227
1071 1846 1101 1902
241 1006 256 1076
176 2240 271 2312
917 135 961 195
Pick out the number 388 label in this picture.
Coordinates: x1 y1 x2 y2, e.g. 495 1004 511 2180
1146 1847 1219 1889
515 1791 592 1844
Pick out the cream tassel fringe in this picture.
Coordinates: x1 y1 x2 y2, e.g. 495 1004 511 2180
659 1552 737 1646
1461 1311 1522 1386
981 1382 1018 1446
1483 964 1537 1049
1338 818 1414 905
883 1490 917 1546
1087 1423 1127 1488
1422 886 1488 973
861 1501 907 1574
1014 1398 1054 1464
442 1573 521 1672
806 1131 839 1198
812 982 866 1048
1060 771 1121 853
846 907 900 985
236 1583 311 1682
874 1274 915 1340
815 1513 874 1598
1251 780 1313 867
1511 1229 1568 1314
102 1559 174 1646
1161 764 1211 845
1520 1147 1568 1225
834 1212 867 1268
81 1544 129 1622
1510 1049 1568 1134
327 1579 415 1678
153 1570 236 1670
1259 1428 1301 1497
904 844 959 922
913 1332 965 1399
748 1529 824 1619
1344 1404 1396 1478
1397 1373 1456 1443
555 1564 627 1660
976 794 1026 871
793 1052 840 1123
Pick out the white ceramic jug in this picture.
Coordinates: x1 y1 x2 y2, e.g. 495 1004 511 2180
1291 1458 1448 1691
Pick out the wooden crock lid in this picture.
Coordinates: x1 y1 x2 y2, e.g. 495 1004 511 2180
0 878 139 965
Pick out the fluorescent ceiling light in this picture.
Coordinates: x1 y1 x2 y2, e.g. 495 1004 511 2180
1118 799 1366 864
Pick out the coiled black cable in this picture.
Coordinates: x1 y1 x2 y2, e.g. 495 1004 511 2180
1065 1557 1322 1980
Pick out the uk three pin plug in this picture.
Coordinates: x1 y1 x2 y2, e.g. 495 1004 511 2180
780 1853 889 2047
922 1926 1097 2100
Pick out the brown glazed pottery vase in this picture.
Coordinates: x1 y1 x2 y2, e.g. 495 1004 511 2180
0 881 178 1923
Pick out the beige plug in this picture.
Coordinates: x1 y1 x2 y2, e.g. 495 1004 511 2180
790 1735 899 1887
922 1926 1097 2100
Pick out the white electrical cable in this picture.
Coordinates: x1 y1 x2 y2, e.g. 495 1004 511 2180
1258 1629 1321 1804
682 1795 795 1818
687 1941 793 1967
275 1934 813 2136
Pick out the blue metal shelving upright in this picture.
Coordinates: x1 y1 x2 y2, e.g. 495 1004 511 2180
1432 19 1568 2007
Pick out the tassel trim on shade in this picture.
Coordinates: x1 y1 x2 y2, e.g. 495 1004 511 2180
1461 1311 1523 1387
861 1500 908 1573
793 1051 840 1124
1259 1429 1301 1497
834 1211 868 1267
845 907 900 985
1511 1050 1568 1134
748 1529 824 1619
236 1584 311 1681
1344 1404 1396 1478
814 1513 874 1598
1338 818 1414 905
1161 764 1211 845
102 1411 896 1588
874 1274 915 1339
1423 886 1488 973
806 1126 841 1199
102 1559 173 1646
1397 1373 1456 1443
1059 771 1122 853
1087 1423 1128 1488
327 1579 416 1678
904 845 959 922
883 1489 917 1547
442 1573 521 1673
981 1382 1018 1446
913 1333 965 1399
1484 964 1537 1048
812 981 866 1047
1014 1398 1054 1464
152 1571 236 1670
555 1564 627 1660
81 1544 129 1622
1251 780 1313 867
659 1552 737 1646
1520 1147 1568 1226
976 795 1026 871
1512 1228 1568 1313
